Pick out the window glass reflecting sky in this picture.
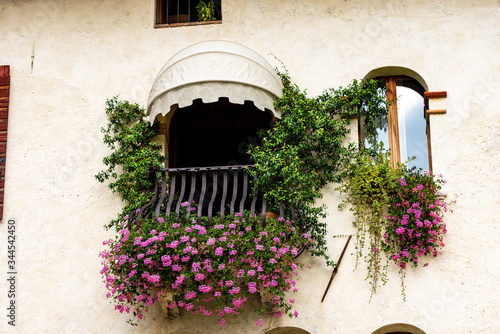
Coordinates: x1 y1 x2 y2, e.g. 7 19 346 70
398 86 429 171
365 84 429 171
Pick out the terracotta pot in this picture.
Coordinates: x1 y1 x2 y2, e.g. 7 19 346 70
266 212 278 219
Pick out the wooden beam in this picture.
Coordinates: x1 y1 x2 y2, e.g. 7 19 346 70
424 91 447 99
426 109 447 115
386 77 400 169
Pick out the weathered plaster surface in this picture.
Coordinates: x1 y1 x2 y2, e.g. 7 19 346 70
0 0 498 333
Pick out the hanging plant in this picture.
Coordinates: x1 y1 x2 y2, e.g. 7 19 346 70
337 150 452 300
384 163 450 298
95 97 165 229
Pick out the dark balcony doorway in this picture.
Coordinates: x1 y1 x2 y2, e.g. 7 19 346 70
169 98 273 169
166 98 274 218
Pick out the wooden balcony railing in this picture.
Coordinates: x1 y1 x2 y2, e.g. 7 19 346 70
127 165 296 229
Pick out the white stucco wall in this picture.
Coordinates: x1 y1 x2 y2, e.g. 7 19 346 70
0 0 499 333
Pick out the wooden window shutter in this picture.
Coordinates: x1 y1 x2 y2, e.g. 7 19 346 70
0 65 9 220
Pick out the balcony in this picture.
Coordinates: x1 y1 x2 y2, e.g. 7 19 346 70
127 165 298 229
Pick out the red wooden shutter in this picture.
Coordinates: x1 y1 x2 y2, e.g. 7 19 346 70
0 65 10 219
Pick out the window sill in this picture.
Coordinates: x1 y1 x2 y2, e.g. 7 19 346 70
154 20 222 29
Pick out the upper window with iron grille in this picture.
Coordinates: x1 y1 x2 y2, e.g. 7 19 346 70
155 0 222 26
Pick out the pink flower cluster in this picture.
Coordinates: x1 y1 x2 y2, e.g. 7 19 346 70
384 172 449 269
100 210 312 326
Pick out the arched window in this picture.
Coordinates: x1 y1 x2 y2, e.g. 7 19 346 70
363 68 432 171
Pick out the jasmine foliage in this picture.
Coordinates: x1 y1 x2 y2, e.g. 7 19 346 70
247 69 388 265
318 77 388 140
95 97 165 229
100 206 312 326
337 150 450 300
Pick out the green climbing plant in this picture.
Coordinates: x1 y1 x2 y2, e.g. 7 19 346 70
95 97 165 229
247 69 388 265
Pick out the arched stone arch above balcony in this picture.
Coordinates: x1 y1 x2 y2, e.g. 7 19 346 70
147 40 283 125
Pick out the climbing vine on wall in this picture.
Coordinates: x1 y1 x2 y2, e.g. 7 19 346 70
248 69 388 265
95 97 165 229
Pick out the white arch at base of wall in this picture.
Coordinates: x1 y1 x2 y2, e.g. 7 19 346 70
371 322 427 334
265 326 312 334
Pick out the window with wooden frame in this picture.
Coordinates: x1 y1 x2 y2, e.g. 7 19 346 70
155 0 222 26
363 76 433 171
